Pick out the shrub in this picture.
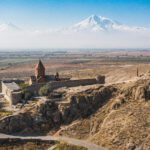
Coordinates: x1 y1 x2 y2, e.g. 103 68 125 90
22 89 33 101
55 142 88 150
39 85 49 96
18 82 29 89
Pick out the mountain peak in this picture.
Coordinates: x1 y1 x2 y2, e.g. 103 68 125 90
88 14 99 20
70 14 150 33
88 14 108 21
71 14 121 32
87 15 101 25
0 22 21 32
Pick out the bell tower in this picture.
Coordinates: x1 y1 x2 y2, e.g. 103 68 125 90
35 59 45 82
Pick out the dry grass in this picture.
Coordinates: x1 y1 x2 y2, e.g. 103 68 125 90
0 139 55 150
0 55 150 85
59 79 150 150
0 110 13 119
54 142 88 150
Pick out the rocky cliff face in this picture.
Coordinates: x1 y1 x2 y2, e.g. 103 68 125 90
0 113 33 134
0 77 149 150
60 85 116 124
0 101 60 134
59 78 150 150
0 84 116 135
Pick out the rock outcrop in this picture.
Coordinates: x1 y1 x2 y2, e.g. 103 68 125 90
0 78 149 150
0 85 116 134
59 78 150 150
60 86 116 123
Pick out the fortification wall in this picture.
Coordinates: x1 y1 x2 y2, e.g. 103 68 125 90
11 92 22 105
48 76 105 91
4 91 22 105
1 81 22 105
27 76 105 95
1 82 7 95
0 79 24 93
27 83 45 95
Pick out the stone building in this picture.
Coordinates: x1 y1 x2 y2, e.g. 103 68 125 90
29 59 56 85
28 59 105 94
0 59 106 106
1 81 22 105
29 60 46 84
35 59 46 83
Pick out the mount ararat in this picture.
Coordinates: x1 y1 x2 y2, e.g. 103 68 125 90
0 15 150 49
0 15 150 33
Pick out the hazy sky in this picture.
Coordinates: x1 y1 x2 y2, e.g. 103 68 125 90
0 0 150 49
0 0 150 29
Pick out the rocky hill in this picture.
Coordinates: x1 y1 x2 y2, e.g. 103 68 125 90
0 84 116 135
59 76 150 150
0 74 149 150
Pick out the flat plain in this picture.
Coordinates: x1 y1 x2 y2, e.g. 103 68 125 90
0 50 150 83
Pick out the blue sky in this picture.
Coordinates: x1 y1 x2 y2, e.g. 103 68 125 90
0 0 150 29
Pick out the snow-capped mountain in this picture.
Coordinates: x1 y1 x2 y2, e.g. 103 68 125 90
0 23 21 32
0 15 149 49
70 15 150 32
0 15 149 34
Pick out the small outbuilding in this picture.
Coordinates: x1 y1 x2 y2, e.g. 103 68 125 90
1 81 22 105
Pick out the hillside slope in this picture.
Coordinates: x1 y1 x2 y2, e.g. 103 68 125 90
0 74 149 150
59 76 150 150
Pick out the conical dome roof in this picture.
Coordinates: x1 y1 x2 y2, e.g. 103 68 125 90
35 59 45 70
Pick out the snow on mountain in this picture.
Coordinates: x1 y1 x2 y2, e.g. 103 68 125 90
0 23 21 32
70 15 150 33
71 15 117 31
0 15 150 49
0 15 149 34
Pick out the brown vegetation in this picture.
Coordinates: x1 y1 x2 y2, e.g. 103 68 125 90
0 138 56 150
0 51 150 150
59 78 150 150
0 110 12 119
54 142 87 150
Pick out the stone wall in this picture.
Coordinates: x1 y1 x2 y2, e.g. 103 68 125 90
0 79 24 93
27 76 105 95
1 82 22 105
48 77 105 91
27 83 45 95
11 92 22 105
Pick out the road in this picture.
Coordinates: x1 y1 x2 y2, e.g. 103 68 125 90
0 133 107 150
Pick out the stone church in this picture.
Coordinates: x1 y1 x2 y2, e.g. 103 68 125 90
29 60 56 85
1 59 105 106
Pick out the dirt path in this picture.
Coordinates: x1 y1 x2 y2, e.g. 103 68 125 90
0 133 106 150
